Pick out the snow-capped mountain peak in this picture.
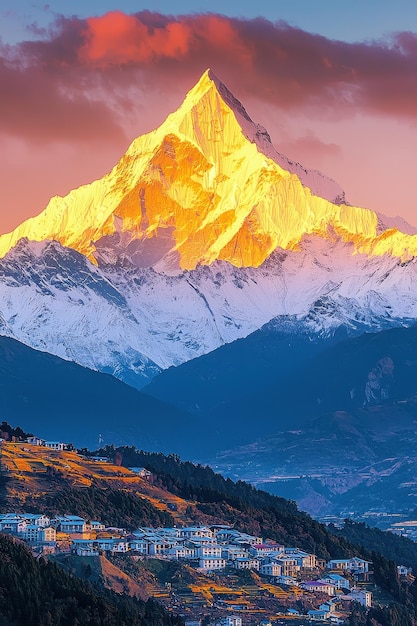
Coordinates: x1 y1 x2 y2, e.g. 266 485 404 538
1 72 417 389
1 70 417 273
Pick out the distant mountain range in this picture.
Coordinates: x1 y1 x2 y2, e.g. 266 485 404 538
199 324 417 515
4 315 417 516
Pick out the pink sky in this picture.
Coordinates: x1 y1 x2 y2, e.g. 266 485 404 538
1 10 417 233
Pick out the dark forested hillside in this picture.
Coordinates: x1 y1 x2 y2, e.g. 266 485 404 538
87 446 417 626
0 534 183 626
24 485 174 530
88 447 404 564
331 520 417 574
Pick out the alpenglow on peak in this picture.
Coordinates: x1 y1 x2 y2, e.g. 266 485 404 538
0 69 417 270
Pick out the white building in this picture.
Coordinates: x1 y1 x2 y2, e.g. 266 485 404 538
128 468 152 478
233 557 260 571
86 520 105 532
45 442 64 451
23 524 42 542
276 575 298 586
22 524 55 543
97 538 114 552
167 545 197 560
231 532 262 546
275 556 299 577
350 589 372 607
260 562 282 577
217 617 242 626
112 539 129 553
26 437 46 446
322 574 350 590
198 544 222 558
250 543 284 557
95 538 129 553
327 558 371 573
54 515 86 534
215 528 241 543
301 581 335 596
178 526 213 540
148 537 179 556
308 609 329 621
183 535 213 546
23 514 51 528
0 514 27 535
129 538 149 554
198 557 226 571
222 546 249 560
72 539 99 556
285 548 317 569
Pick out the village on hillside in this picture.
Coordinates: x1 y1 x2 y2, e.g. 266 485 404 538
0 435 408 625
0 509 379 624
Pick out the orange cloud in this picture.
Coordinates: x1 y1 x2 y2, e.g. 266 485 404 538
78 12 250 71
69 12 417 120
79 11 193 65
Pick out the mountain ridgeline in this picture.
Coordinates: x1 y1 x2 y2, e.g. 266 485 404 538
3 319 417 462
0 335 194 454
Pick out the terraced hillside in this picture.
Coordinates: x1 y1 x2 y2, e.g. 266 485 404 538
0 442 187 520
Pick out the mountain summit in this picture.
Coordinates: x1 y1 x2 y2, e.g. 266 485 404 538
1 69 416 271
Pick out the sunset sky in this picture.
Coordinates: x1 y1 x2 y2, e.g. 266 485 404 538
2 1 417 233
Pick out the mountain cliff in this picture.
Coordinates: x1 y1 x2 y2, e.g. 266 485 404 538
1 70 417 386
1 69 417 272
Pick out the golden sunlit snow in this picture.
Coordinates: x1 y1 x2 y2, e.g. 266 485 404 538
0 70 415 269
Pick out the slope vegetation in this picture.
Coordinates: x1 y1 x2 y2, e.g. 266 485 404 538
0 534 182 626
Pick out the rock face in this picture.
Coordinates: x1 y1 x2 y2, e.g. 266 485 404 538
364 356 395 405
1 69 417 272
1 70 417 387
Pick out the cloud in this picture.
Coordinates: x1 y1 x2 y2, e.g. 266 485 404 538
280 131 342 169
0 58 125 144
2 11 417 147
78 11 194 65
